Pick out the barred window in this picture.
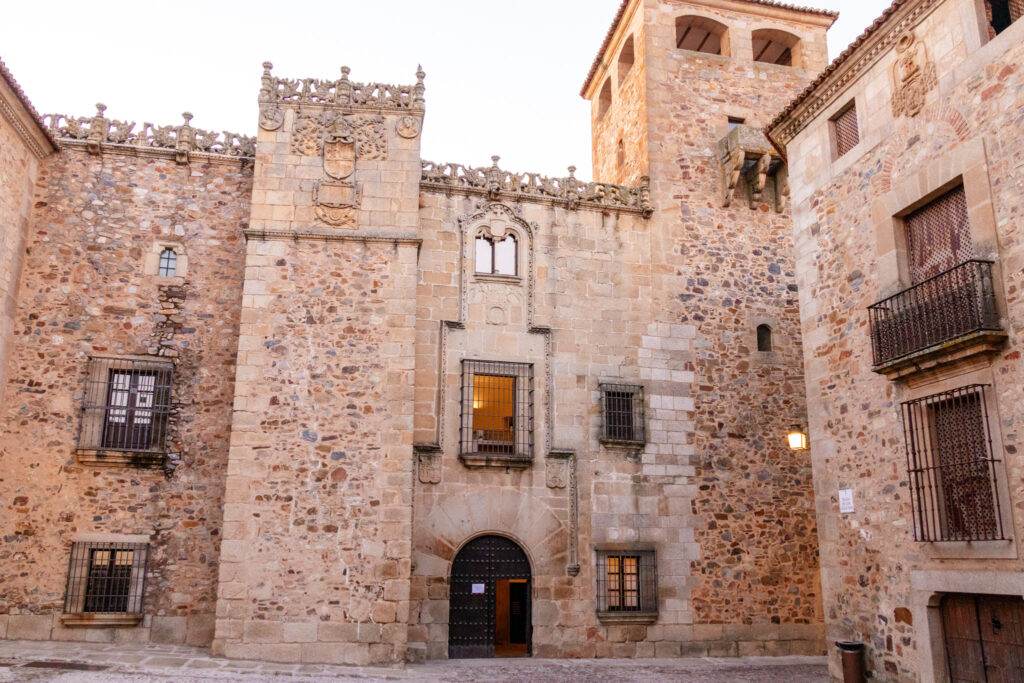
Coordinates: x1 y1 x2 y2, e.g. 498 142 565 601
64 542 148 616
831 103 859 158
600 383 645 443
475 235 517 276
904 185 973 284
902 384 1005 542
157 248 177 277
596 550 657 618
78 357 173 455
460 360 533 462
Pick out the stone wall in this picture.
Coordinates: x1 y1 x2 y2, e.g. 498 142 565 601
0 145 251 645
774 0 1024 679
640 0 830 650
0 70 52 406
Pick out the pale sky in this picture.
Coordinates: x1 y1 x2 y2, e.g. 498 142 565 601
1 1 891 180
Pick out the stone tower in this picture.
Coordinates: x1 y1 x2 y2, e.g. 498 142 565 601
211 64 425 663
582 0 835 647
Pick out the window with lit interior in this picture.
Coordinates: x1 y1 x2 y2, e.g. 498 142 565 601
460 360 533 463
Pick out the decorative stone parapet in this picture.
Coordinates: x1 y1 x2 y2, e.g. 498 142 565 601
258 61 424 111
43 104 255 162
421 156 652 216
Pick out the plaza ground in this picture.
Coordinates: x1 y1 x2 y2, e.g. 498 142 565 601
0 639 827 681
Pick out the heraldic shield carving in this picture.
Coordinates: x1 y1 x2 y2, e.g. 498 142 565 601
323 134 355 180
314 181 358 228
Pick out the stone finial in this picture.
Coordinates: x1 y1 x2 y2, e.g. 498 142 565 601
259 62 276 103
413 64 426 109
567 166 576 178
340 66 351 82
486 156 503 200
87 103 110 155
175 111 195 165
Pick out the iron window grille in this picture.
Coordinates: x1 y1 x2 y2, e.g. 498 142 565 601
600 383 645 443
460 360 533 461
905 185 973 285
475 234 517 276
986 0 1022 37
596 550 658 616
831 103 859 158
902 384 1006 542
157 248 178 277
78 357 173 454
64 542 148 615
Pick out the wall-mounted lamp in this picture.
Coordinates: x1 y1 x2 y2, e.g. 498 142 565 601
787 425 809 451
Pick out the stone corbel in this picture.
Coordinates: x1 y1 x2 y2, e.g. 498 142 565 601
746 153 772 209
721 137 745 208
718 125 785 212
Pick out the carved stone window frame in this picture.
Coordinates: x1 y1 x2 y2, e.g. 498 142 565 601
474 227 520 280
900 366 1016 559
872 138 1001 300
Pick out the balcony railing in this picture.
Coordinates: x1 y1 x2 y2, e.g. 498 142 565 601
868 260 1001 367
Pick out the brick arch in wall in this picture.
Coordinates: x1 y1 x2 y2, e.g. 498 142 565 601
877 103 972 194
416 487 567 578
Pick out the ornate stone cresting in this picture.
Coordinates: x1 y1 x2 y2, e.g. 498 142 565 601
44 104 255 161
258 61 425 111
718 124 787 212
891 31 937 119
422 157 652 216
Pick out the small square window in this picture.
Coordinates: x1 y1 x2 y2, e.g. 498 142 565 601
64 542 148 616
600 383 645 444
596 549 658 620
830 103 859 158
157 248 177 277
460 360 533 463
728 117 745 131
78 357 173 456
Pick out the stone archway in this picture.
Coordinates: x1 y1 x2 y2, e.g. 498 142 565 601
448 535 532 659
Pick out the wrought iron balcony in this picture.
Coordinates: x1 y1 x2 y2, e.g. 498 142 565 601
868 260 1002 369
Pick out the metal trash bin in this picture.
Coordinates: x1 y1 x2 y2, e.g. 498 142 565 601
835 641 865 683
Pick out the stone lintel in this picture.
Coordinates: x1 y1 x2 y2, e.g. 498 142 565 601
61 613 143 628
458 453 533 470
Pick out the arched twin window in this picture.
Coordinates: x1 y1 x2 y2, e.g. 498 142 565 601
475 234 517 276
157 248 178 277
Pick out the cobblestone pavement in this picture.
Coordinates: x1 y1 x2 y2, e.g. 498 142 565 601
0 640 828 682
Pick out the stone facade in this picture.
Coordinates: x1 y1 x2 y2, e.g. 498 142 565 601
0 0 834 667
769 0 1024 680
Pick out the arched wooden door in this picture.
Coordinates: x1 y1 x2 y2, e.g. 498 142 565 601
448 535 531 659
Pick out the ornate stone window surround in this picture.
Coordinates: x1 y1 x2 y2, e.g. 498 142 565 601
873 138 1001 304
143 242 188 278
900 365 1016 559
912 569 1024 682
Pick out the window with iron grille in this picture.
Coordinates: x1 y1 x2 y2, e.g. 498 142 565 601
600 383 645 443
831 102 859 158
596 550 657 619
157 248 178 277
904 185 974 285
902 384 1005 542
460 360 533 462
78 357 173 455
63 542 148 616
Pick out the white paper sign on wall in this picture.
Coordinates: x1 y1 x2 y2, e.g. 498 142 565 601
472 583 485 594
839 489 854 514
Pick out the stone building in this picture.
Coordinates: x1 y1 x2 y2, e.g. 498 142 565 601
0 0 832 666
768 0 1024 680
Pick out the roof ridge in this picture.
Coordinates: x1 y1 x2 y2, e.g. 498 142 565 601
0 56 58 151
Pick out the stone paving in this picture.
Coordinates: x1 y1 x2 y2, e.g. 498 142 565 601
0 640 827 682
